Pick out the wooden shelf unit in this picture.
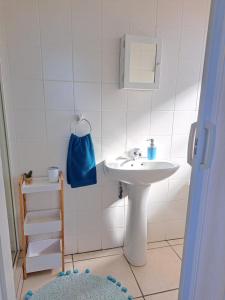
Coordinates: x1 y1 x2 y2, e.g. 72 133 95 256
19 172 65 279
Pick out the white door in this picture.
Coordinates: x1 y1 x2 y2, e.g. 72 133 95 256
179 0 225 299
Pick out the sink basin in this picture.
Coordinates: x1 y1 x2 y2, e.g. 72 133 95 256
104 160 179 185
104 158 179 267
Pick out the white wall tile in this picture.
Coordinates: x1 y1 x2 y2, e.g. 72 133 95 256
72 0 101 40
64 212 78 237
75 82 101 111
151 111 174 135
39 0 72 44
8 43 42 80
5 0 40 46
0 1 6 45
73 39 101 82
72 0 101 82
175 83 199 111
127 90 151 112
102 228 124 249
102 83 127 111
102 182 125 209
164 199 188 221
149 180 169 202
102 206 125 230
42 43 73 81
102 0 130 39
171 134 189 158
102 38 120 83
47 138 69 174
147 222 167 242
92 137 102 164
173 111 197 135
64 186 78 213
147 201 168 223
77 211 102 252
77 211 102 236
151 77 176 111
102 138 126 161
64 235 78 254
46 110 74 140
45 81 74 110
11 79 44 110
78 233 102 253
168 180 189 202
151 0 183 112
165 220 186 240
130 0 157 36
16 139 48 176
76 186 101 213
102 111 126 140
14 110 46 140
127 110 150 138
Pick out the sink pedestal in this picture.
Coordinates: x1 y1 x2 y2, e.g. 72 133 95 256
124 184 151 266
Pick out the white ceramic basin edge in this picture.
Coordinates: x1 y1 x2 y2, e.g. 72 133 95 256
104 159 179 185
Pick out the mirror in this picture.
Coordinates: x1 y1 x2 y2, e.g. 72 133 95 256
120 35 161 90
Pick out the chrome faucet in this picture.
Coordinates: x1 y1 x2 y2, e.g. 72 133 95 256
119 148 142 167
128 148 142 160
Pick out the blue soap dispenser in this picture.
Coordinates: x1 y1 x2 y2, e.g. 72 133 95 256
147 139 157 160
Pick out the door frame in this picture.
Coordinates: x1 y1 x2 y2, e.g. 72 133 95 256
0 66 19 299
0 152 16 300
179 0 225 299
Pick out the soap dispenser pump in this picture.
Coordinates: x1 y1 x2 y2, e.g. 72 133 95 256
147 139 157 160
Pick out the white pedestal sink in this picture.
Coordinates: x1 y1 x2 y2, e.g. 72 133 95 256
104 159 179 266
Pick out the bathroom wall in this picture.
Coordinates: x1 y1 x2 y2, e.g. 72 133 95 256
0 0 210 254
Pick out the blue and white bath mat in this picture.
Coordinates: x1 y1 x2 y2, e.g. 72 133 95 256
24 269 133 300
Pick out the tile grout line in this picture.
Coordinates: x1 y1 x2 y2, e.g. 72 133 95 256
123 254 145 299
148 245 171 251
68 240 180 262
73 252 122 263
144 287 179 298
168 244 182 261
71 241 175 263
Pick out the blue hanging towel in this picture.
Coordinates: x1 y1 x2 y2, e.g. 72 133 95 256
67 134 97 188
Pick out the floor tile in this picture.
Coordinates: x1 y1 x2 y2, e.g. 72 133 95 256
74 255 142 297
167 239 184 246
131 247 181 295
73 247 123 261
171 245 183 259
21 263 73 299
145 289 179 299
147 241 169 250
64 255 73 263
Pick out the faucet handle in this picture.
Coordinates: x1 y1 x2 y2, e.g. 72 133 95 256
129 148 141 159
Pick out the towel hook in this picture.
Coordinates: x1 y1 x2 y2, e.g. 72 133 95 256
71 113 92 135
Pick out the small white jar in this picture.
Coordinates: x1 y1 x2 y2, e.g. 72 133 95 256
48 166 59 183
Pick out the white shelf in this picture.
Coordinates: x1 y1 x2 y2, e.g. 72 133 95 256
22 177 61 194
24 209 61 236
26 239 62 273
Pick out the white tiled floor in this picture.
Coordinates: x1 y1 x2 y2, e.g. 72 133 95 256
21 239 183 300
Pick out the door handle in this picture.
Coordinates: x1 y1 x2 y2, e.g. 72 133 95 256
187 122 197 166
200 121 216 169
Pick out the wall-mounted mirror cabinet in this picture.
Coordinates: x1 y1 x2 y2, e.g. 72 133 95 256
120 35 161 90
